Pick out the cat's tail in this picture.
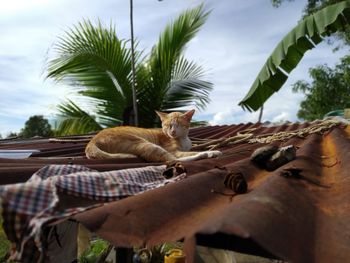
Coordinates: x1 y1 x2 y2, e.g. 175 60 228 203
85 142 137 159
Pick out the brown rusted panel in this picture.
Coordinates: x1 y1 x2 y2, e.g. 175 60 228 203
1 122 350 262
74 168 231 246
72 127 350 262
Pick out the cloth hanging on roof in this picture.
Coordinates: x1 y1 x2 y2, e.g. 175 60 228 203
0 164 186 263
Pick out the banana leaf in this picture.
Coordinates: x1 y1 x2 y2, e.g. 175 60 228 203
239 1 350 111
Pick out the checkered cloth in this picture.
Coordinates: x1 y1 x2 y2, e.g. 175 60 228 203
0 164 186 263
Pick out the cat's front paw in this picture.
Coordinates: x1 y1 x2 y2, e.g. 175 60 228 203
206 150 222 158
197 150 222 159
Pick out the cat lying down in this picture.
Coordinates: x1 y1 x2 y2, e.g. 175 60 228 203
85 109 222 162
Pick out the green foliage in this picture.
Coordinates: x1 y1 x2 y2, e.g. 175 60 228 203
55 100 102 136
20 115 52 138
272 0 345 15
302 0 345 16
239 1 350 111
292 55 350 120
0 215 11 262
271 0 294 8
190 120 209 127
47 4 212 134
6 132 18 139
272 0 350 46
78 239 109 263
47 19 135 132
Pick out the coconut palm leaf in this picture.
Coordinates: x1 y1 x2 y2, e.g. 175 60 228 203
47 19 142 126
163 56 212 110
137 4 212 126
55 100 102 135
149 3 210 92
239 1 350 111
47 5 212 131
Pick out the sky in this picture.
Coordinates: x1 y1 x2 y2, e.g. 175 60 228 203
0 0 348 137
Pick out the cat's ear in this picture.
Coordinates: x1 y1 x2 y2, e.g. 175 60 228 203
155 110 168 121
182 109 195 122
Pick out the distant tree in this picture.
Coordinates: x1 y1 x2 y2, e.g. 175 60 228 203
272 0 341 12
190 120 209 127
6 132 18 139
292 55 350 120
271 0 350 46
20 115 52 138
271 0 294 8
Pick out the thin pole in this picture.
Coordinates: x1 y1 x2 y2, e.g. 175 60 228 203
129 0 139 126
258 104 264 123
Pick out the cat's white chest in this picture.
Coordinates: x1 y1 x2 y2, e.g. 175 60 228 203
179 137 192 151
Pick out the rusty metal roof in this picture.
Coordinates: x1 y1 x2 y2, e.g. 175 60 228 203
1 120 350 262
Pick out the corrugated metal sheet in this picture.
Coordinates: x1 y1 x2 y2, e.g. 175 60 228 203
1 120 350 262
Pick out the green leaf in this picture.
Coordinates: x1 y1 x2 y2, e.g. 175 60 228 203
137 4 212 127
239 1 350 111
46 19 138 127
55 100 103 135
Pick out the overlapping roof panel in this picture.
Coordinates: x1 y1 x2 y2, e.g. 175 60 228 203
1 120 350 262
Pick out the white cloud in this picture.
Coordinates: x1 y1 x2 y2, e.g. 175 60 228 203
1 0 49 13
209 107 260 125
1 0 349 136
208 107 295 126
271 112 292 123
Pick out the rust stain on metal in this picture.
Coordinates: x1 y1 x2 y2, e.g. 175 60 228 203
280 167 332 188
1 121 350 262
223 171 247 194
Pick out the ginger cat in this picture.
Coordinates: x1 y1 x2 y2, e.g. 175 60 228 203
85 109 221 162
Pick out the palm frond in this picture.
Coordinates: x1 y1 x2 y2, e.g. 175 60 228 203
47 6 212 129
137 4 211 127
149 4 210 100
55 100 103 136
164 56 213 110
46 19 141 123
239 1 350 111
163 79 212 109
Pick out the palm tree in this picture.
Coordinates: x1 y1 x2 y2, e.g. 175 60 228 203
239 1 350 113
46 4 212 135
